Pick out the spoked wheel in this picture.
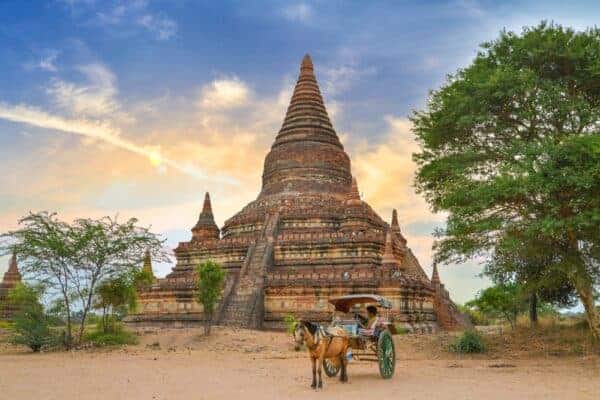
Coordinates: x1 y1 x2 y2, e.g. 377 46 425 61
377 330 395 379
323 358 341 377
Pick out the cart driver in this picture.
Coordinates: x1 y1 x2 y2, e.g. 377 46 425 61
355 305 380 335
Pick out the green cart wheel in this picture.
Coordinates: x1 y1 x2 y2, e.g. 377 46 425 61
323 358 341 377
377 330 395 379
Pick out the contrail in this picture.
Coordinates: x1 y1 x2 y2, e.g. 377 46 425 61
0 103 237 184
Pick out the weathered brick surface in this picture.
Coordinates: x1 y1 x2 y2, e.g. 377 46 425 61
126 55 466 331
0 253 22 320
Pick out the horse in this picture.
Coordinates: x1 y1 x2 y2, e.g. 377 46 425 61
294 320 350 389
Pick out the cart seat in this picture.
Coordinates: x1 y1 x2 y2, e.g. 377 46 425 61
331 320 359 336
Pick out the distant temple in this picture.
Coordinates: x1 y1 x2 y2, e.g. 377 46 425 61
0 253 22 320
127 55 467 331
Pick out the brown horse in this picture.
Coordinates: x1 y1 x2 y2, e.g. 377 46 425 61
294 321 350 389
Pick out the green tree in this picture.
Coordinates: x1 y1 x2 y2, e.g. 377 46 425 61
487 234 577 326
411 22 600 338
1 212 168 345
94 269 152 332
466 283 527 330
195 260 225 335
7 283 55 352
95 275 137 332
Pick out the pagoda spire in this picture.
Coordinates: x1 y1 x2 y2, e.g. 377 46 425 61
431 262 441 285
2 251 21 285
301 53 313 72
391 209 401 235
381 229 398 267
346 177 361 202
260 54 352 197
7 252 18 274
201 192 214 218
142 249 154 278
192 192 220 242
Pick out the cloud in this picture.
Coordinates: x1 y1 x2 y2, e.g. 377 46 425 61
137 14 177 40
38 51 60 72
281 3 313 23
0 102 234 183
47 63 122 119
197 78 251 110
351 116 443 227
455 0 485 18
321 63 376 97
64 0 178 40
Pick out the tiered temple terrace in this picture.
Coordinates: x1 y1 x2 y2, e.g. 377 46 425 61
127 55 467 331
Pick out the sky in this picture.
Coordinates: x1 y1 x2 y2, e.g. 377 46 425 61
0 0 599 304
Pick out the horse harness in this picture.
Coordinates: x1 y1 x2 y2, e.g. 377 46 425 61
307 324 334 353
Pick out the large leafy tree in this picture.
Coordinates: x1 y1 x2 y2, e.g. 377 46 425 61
1 212 167 345
412 23 600 338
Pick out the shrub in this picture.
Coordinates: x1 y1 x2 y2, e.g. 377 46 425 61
84 322 138 346
0 320 13 330
10 307 57 352
392 324 410 335
7 283 57 352
449 330 486 354
283 313 298 335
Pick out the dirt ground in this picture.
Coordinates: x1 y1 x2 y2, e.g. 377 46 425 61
1 327 599 400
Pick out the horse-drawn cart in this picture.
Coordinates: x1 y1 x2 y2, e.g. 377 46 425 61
323 294 396 379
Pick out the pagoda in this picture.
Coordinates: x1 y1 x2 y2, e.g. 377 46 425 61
127 55 467 331
0 253 22 320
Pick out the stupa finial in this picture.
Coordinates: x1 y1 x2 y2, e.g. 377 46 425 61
346 177 361 202
202 192 213 217
381 229 398 266
2 250 21 284
192 192 220 241
431 262 441 285
142 249 154 278
301 54 313 71
8 251 18 274
391 209 401 234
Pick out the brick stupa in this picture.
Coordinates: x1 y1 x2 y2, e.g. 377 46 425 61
127 55 467 331
0 253 22 320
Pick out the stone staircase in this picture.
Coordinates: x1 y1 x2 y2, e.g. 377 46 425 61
218 213 279 328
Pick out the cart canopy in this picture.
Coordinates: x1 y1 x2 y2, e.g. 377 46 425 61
329 294 392 313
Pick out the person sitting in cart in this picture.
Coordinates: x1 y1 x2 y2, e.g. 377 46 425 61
356 305 380 336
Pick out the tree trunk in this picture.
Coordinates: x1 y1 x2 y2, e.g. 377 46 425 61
505 312 515 330
102 305 108 333
564 230 599 340
78 276 98 342
62 287 72 349
529 293 538 327
204 313 212 336
574 279 600 341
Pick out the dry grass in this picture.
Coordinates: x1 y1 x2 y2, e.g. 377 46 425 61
394 316 600 361
483 316 600 358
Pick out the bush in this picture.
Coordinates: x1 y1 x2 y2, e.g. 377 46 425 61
10 307 57 352
283 313 298 335
7 283 58 352
449 330 486 354
392 324 410 335
84 322 138 346
0 320 13 330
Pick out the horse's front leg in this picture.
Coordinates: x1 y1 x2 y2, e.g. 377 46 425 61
310 356 317 389
340 351 348 382
317 351 324 389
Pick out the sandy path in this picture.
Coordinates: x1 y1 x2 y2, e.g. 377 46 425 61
1 328 599 400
